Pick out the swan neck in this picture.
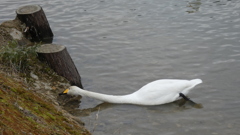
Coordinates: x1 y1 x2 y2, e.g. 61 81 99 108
79 89 132 104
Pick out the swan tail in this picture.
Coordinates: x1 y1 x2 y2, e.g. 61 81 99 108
190 79 202 86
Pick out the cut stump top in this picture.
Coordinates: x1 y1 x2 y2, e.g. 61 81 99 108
16 5 41 15
37 44 65 53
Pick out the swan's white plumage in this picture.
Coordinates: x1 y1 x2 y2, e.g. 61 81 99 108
62 79 202 105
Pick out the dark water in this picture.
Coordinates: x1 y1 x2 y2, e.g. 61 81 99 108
1 0 240 134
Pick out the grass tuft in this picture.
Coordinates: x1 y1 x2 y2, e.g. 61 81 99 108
0 40 39 73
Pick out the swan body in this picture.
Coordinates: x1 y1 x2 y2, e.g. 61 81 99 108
60 79 202 105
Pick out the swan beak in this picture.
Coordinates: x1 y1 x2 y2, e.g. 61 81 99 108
58 89 69 96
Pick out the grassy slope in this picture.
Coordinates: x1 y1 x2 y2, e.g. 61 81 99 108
0 72 90 135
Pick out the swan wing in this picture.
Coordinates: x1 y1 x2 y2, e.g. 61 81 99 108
129 79 201 105
135 79 190 94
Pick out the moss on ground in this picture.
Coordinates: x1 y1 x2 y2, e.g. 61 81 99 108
0 19 90 135
0 72 90 135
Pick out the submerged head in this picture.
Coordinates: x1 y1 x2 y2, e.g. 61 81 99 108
59 86 81 96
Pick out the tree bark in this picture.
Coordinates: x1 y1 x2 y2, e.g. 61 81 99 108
16 5 53 43
37 44 83 89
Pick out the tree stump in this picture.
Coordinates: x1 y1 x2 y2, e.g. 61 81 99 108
37 44 83 89
16 5 53 43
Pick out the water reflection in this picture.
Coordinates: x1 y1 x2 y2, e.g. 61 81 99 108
61 97 203 117
186 0 201 13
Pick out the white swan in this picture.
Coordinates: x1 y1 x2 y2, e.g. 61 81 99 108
59 79 202 106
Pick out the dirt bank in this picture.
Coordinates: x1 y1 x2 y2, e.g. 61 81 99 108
0 19 90 134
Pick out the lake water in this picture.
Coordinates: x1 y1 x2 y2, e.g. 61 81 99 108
1 0 240 134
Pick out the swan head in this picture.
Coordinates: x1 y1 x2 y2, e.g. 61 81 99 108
59 86 81 96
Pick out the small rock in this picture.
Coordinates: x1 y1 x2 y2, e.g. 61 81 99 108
9 28 23 40
30 72 39 80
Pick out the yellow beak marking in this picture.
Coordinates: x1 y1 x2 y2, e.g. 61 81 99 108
63 89 69 94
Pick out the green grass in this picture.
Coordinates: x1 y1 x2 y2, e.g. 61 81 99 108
0 40 39 72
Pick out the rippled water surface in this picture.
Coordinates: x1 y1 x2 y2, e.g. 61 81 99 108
1 0 240 134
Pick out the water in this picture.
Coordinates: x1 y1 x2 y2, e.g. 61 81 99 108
1 0 240 134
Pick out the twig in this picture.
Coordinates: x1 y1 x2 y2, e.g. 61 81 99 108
92 107 100 133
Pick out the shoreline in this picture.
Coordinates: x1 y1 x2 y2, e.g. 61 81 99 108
0 19 90 134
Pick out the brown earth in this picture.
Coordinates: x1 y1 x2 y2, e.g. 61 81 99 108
0 19 91 135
